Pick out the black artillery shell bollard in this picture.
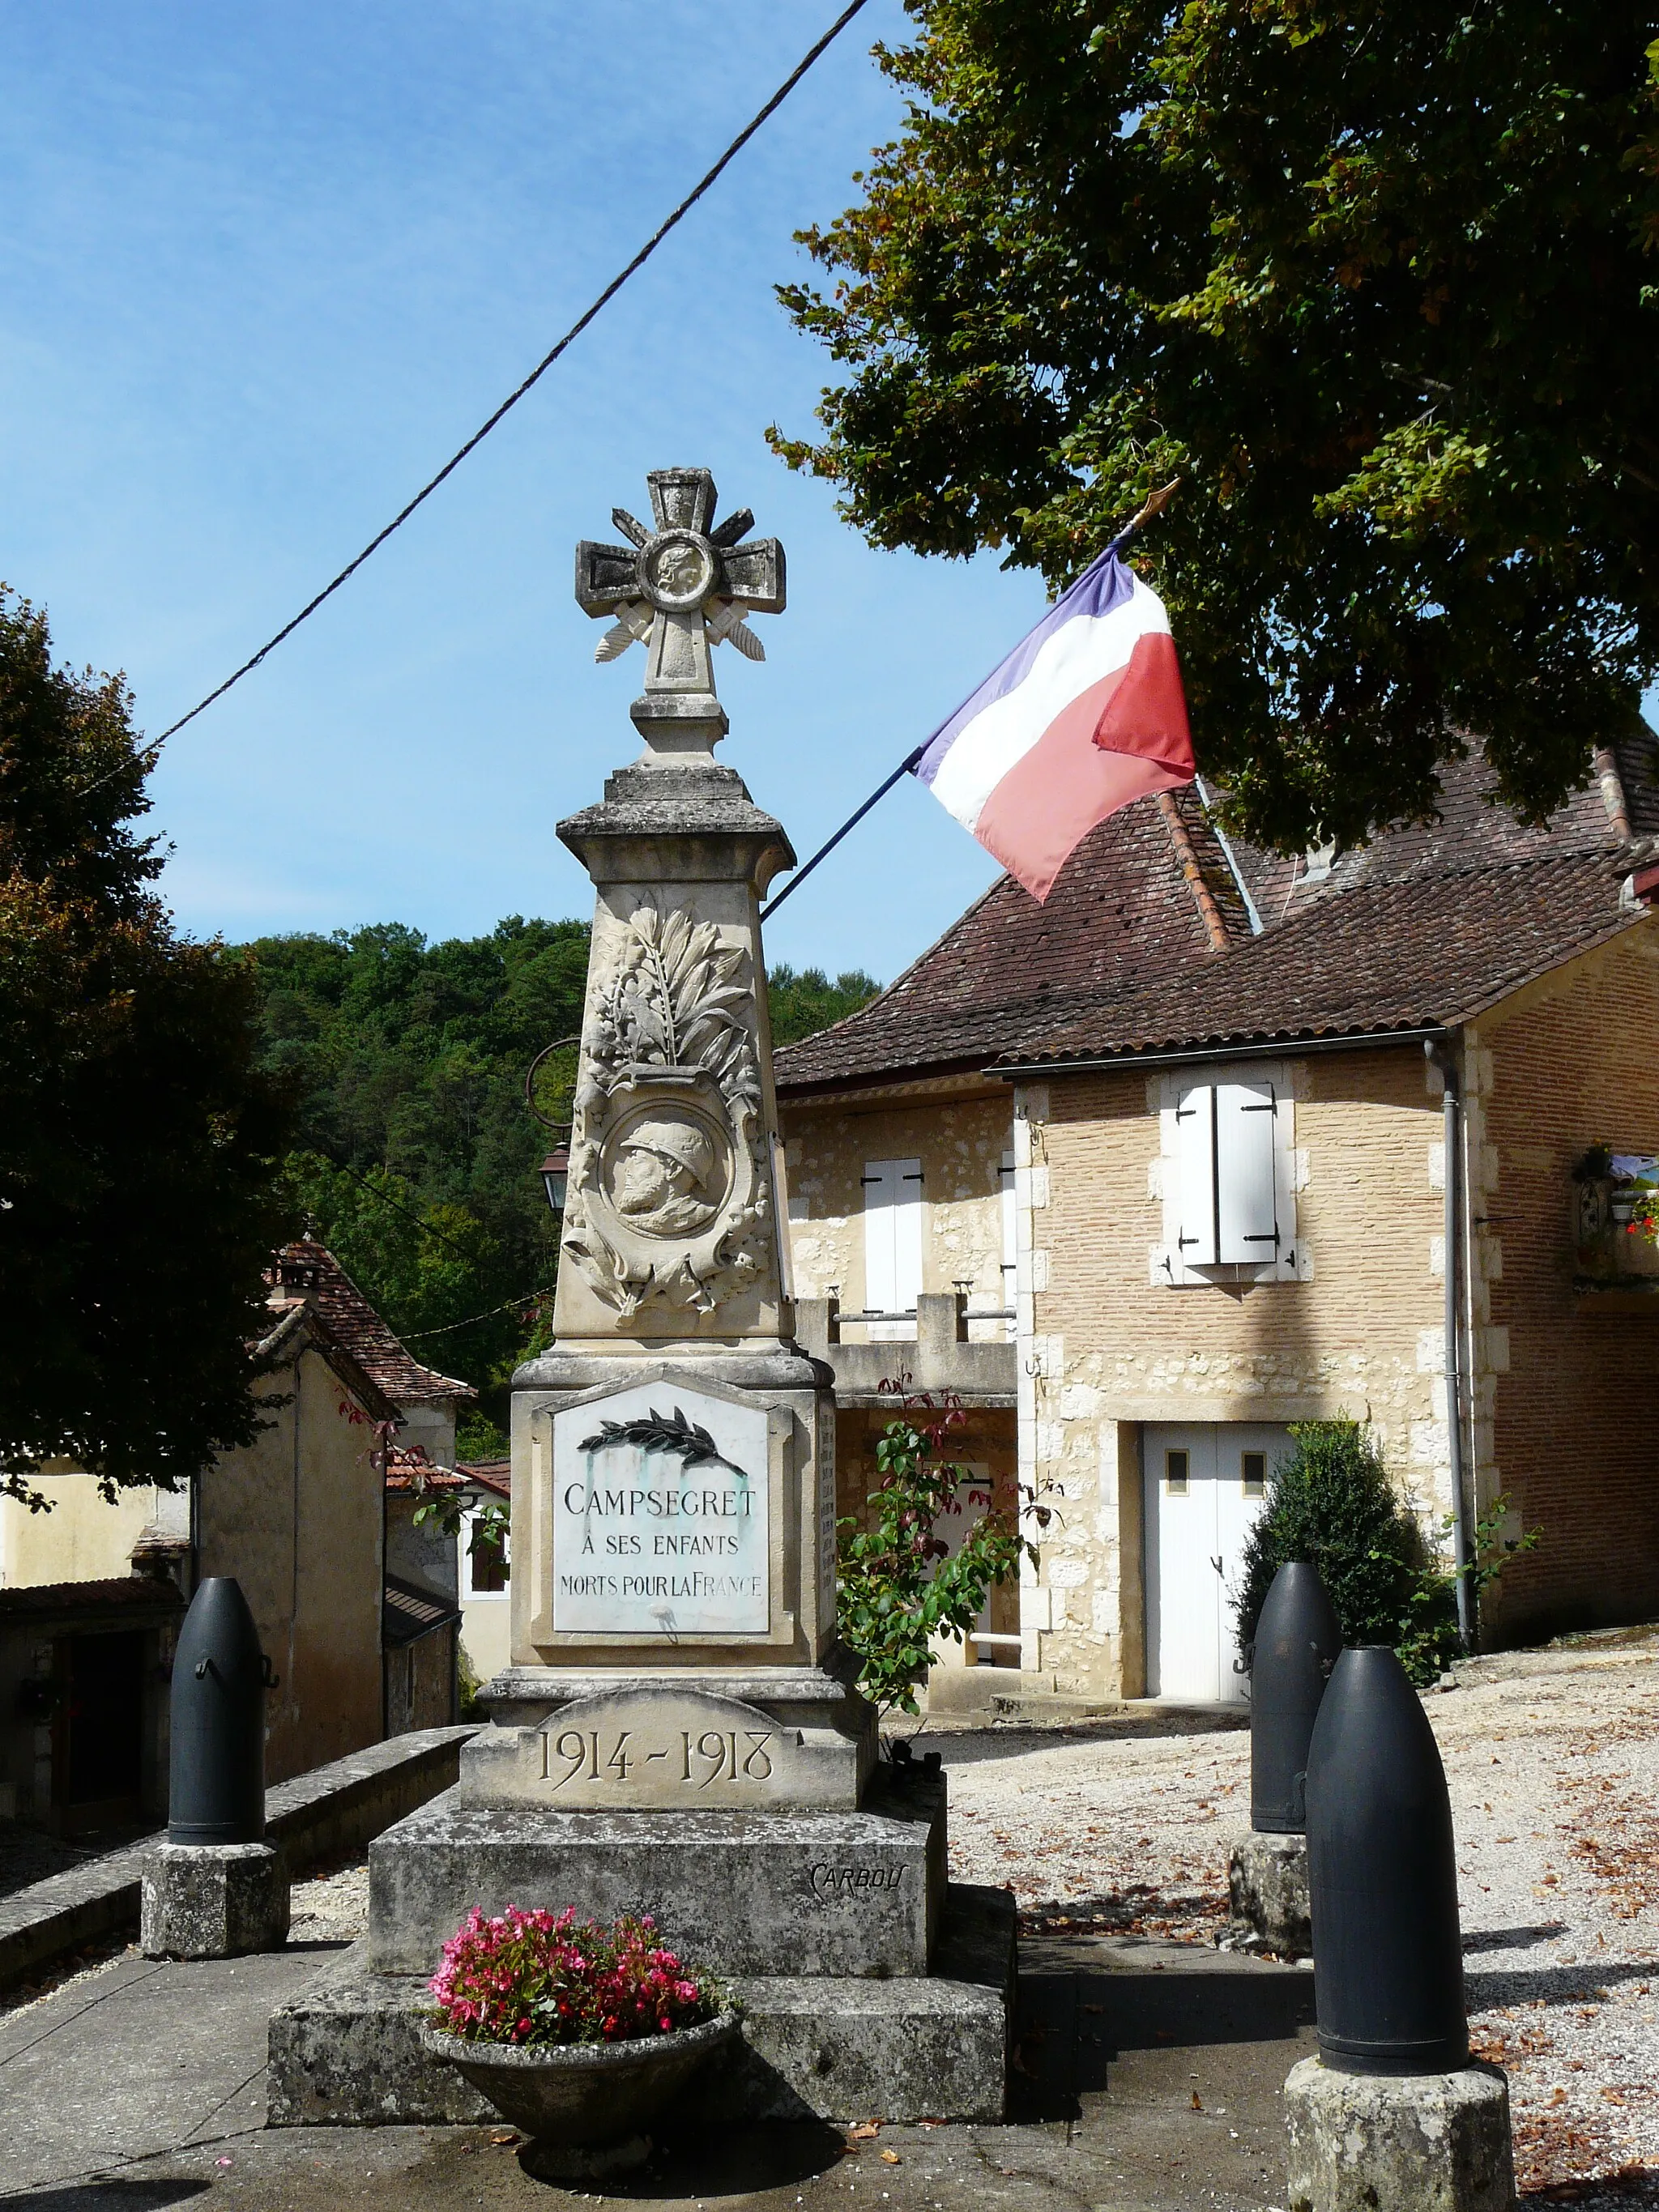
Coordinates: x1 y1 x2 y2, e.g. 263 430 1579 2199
1249 1560 1342 1833
1305 1643 1467 2074
168 1576 271 1845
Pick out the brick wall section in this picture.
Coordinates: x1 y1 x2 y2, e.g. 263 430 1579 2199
1028 1046 1448 1697
1476 924 1659 1642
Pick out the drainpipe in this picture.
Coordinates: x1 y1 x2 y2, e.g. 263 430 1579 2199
1425 1039 1476 1648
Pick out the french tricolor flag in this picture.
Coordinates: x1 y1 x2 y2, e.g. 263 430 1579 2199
914 548 1196 901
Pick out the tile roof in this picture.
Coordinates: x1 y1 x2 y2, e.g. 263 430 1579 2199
457 1459 511 1501
382 1572 462 1647
0 1577 186 1620
383 1446 467 1495
269 1242 475 1407
774 736 1656 1089
1005 850 1633 1067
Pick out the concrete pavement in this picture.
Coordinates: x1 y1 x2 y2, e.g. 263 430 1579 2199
0 1929 1316 2211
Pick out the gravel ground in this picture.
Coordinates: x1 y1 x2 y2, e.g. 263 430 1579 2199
6 1638 1652 2203
288 1855 369 1944
931 1626 1659 2204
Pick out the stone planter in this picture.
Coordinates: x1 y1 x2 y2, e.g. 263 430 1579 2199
417 2010 740 2179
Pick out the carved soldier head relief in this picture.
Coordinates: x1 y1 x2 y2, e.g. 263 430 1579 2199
607 1110 727 1238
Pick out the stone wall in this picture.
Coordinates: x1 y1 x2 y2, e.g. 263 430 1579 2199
0 1724 474 1991
202 1346 386 1785
782 1086 1013 1332
1017 1045 1449 1698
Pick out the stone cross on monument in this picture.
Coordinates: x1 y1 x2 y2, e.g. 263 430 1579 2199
313 471 1012 2139
575 466 785 748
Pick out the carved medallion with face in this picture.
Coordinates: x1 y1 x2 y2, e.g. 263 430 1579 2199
641 531 716 612
603 1110 726 1238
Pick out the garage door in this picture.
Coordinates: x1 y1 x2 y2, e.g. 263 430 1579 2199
1142 1424 1293 1703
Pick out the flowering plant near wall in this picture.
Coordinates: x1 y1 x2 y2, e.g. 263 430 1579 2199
836 1392 1047 1717
429 1907 723 2046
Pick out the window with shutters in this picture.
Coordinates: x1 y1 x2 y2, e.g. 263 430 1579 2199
1155 1068 1304 1287
463 1510 509 1599
861 1157 923 1340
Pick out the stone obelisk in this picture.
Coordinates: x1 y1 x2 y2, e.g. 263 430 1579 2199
477 466 864 1786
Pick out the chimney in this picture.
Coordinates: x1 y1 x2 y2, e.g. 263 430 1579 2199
267 1242 322 1313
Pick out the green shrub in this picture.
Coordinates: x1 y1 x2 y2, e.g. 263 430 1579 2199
1234 1421 1447 1670
1234 1421 1537 1686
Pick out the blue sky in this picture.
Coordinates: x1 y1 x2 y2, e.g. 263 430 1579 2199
1 1 1048 985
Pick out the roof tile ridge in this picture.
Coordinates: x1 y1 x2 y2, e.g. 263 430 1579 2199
1154 789 1232 953
1594 744 1634 843
305 1237 473 1398
257 1295 403 1427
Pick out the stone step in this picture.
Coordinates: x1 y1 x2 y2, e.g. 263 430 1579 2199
268 1881 1014 2128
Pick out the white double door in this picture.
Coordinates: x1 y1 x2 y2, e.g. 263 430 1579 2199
1143 1423 1291 1703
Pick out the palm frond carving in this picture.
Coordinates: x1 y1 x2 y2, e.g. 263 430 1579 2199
578 1404 749 1481
602 905 758 1115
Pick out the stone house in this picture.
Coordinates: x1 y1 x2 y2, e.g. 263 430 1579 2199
775 741 1659 1707
0 1238 473 1816
453 1457 512 1690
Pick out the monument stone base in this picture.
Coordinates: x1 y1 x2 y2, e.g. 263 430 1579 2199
1227 1830 1311 1958
267 1882 1013 2126
1283 2054 1515 2212
366 1769 945 1977
141 1839 289 1960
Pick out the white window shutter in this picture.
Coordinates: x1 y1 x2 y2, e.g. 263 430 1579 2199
1215 1081 1280 1264
1171 1086 1218 1267
863 1157 923 1337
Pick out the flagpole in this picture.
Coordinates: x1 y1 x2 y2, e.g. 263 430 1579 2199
758 745 926 922
758 481 1181 927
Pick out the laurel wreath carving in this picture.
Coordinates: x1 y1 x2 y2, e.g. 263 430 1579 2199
578 1404 748 1481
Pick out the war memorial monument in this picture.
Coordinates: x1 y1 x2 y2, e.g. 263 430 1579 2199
267 469 1015 2128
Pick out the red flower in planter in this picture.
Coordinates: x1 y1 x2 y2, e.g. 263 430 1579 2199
428 1906 722 2047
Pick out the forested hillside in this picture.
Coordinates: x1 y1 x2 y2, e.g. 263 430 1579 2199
238 918 876 1446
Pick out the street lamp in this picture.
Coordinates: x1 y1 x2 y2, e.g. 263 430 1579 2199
540 1136 570 1214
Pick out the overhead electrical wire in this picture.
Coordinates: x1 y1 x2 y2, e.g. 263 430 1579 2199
100 0 872 790
399 1286 557 1343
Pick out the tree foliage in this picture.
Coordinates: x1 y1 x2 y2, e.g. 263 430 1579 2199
239 919 588 1410
769 961 881 1046
236 933 879 1423
774 1 1659 850
837 1399 1034 1715
0 590 296 1502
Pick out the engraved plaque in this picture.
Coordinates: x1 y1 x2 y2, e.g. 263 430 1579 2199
551 1383 770 1637
458 1686 863 1810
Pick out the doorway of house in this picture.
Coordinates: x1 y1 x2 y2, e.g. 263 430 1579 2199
1142 1424 1294 1702
54 1630 146 1835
